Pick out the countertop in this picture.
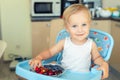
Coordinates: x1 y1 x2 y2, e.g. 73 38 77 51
31 17 120 22
31 16 61 21
93 17 120 22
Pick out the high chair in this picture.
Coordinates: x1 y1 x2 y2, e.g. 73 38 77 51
16 28 114 80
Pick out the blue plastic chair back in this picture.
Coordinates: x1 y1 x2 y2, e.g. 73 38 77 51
44 28 114 64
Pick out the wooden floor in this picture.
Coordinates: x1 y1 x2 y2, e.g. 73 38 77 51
0 59 119 80
0 59 18 80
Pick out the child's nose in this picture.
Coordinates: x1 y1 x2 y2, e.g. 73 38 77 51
77 26 83 32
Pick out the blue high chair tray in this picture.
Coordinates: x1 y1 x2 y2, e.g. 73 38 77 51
16 29 114 80
16 60 102 80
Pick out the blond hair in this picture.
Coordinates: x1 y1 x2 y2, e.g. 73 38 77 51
63 4 91 26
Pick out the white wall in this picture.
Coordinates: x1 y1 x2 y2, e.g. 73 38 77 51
102 0 120 8
81 0 120 8
0 0 32 60
0 0 2 40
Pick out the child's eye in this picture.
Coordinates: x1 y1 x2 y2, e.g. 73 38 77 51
72 25 77 28
82 23 87 26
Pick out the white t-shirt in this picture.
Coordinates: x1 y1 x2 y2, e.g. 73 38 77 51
61 37 93 72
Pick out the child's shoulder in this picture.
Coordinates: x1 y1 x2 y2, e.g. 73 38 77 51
87 38 94 44
88 38 93 41
91 39 97 49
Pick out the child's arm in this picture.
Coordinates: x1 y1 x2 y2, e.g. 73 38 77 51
29 39 65 69
91 41 109 79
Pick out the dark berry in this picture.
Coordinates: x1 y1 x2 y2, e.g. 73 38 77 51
34 64 64 76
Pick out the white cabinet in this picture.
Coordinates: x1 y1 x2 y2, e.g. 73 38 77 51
91 20 111 34
109 21 120 72
32 21 50 57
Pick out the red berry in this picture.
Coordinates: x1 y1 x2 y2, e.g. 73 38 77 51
47 69 54 75
34 64 64 76
35 67 40 73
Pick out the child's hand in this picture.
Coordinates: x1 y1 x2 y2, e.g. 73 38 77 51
29 56 42 70
97 62 109 80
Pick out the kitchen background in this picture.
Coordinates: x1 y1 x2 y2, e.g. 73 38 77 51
0 0 120 80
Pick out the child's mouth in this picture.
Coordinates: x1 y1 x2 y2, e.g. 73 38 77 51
76 34 84 36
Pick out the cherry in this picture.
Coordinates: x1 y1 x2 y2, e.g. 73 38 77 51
34 64 64 76
47 69 54 75
35 67 41 73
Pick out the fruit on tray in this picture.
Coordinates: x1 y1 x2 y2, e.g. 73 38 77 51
34 64 64 76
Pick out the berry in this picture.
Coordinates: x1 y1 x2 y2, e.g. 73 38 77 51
35 67 40 73
33 64 64 76
47 69 54 75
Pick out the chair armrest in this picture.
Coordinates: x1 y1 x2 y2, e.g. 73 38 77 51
91 65 102 74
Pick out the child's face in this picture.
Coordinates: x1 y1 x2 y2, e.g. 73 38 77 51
66 11 91 43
